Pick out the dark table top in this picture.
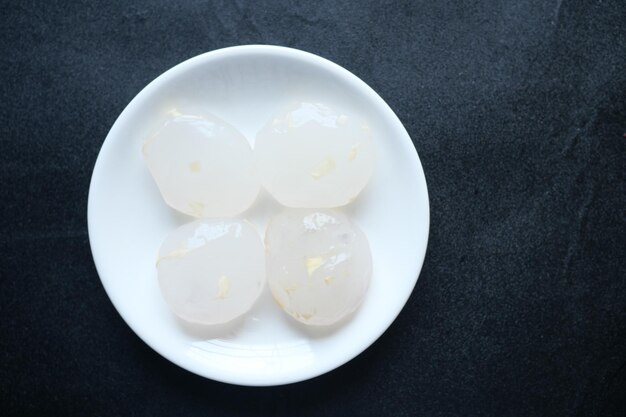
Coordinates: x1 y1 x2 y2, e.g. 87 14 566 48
1 1 625 416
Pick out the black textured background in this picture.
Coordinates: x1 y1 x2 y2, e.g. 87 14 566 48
1 1 625 416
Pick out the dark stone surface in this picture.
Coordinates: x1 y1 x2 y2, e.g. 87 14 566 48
1 1 624 416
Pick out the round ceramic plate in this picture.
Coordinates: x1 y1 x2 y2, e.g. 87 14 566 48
88 45 429 386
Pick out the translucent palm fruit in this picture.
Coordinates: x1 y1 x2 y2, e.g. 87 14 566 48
142 111 260 217
266 209 372 325
157 219 265 325
255 102 375 208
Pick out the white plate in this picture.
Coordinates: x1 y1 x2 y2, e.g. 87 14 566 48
88 45 429 386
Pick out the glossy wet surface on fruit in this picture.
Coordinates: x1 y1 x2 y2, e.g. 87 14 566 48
157 218 265 325
143 112 260 217
255 102 375 208
265 209 372 325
